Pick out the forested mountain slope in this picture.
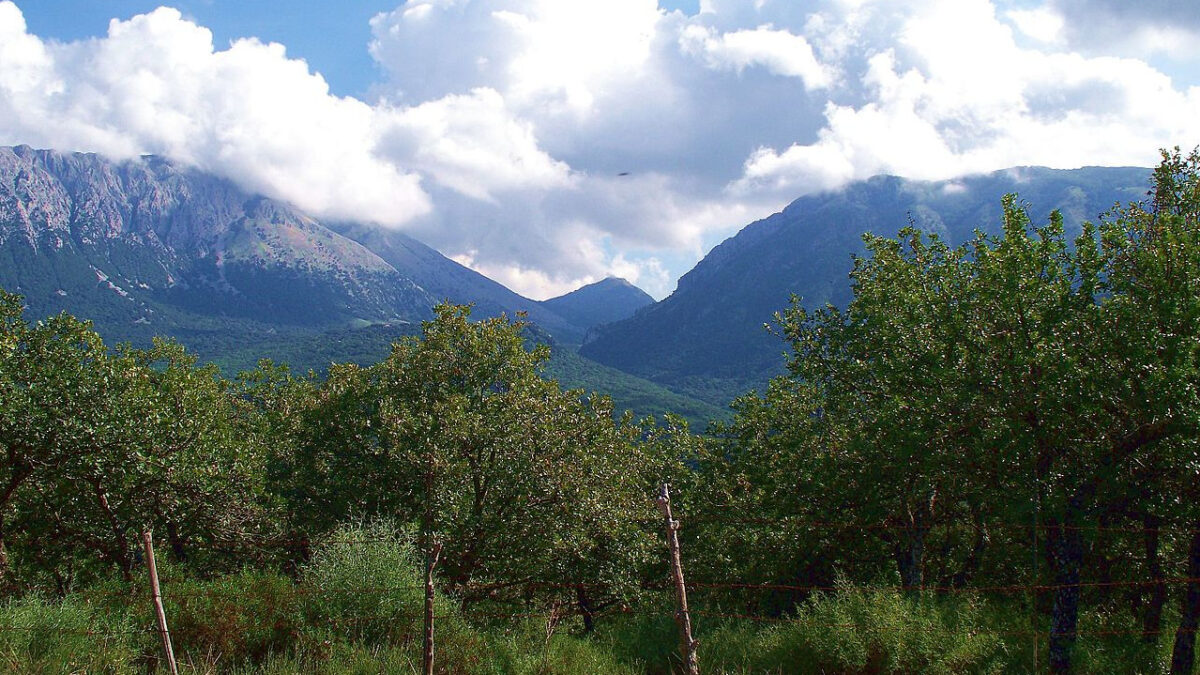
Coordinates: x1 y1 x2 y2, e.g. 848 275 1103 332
581 166 1150 405
540 276 654 336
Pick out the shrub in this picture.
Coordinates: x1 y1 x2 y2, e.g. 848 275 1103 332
298 520 489 673
484 615 638 675
593 601 678 674
698 582 1012 674
164 570 301 666
301 521 430 647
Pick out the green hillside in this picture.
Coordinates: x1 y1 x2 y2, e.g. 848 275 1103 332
201 320 728 430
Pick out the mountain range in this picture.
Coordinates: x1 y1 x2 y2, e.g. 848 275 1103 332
580 166 1151 405
0 145 723 424
0 145 1156 422
0 145 616 344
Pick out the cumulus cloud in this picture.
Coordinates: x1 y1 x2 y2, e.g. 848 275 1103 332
376 87 572 201
369 0 663 114
0 0 1197 300
0 4 432 225
679 24 832 87
732 0 1200 198
1006 7 1065 45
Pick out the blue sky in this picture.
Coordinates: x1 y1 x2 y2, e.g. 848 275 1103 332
19 0 702 97
2 0 1198 299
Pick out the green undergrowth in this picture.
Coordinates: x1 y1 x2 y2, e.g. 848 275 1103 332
0 539 1184 674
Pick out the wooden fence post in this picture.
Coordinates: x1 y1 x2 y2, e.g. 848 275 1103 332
423 540 444 675
142 530 179 675
657 484 699 675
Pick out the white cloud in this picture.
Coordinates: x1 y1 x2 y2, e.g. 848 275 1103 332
679 24 832 88
1006 7 1064 45
369 0 663 114
0 4 432 225
493 0 661 113
731 0 1200 198
377 87 573 201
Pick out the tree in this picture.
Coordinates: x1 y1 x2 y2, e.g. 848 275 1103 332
0 294 269 589
0 296 111 586
283 304 673 612
723 148 1200 672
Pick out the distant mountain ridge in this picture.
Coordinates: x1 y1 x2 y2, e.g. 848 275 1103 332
540 277 654 337
328 223 592 342
0 145 600 345
0 145 434 337
6 146 1145 420
581 166 1152 405
0 145 718 425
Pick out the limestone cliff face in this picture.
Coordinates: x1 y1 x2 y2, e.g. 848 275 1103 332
0 146 436 332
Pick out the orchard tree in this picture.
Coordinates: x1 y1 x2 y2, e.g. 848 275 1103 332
0 295 269 589
0 296 113 587
726 148 1200 672
286 304 676 613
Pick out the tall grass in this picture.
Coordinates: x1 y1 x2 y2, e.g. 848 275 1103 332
0 594 138 674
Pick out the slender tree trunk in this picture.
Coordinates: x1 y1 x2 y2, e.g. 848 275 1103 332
166 521 187 563
1092 513 1114 605
894 497 931 594
1143 514 1167 644
91 479 133 581
576 584 596 633
423 541 443 675
895 535 925 591
952 511 988 588
1046 500 1085 674
1169 520 1200 674
0 516 10 591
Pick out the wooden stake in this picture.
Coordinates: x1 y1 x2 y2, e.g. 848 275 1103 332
423 540 443 675
657 484 699 675
142 530 179 675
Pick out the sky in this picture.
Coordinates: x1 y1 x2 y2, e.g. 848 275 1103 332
2 1 1198 300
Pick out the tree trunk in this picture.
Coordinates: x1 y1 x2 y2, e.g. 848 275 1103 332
952 510 988 588
1169 520 1200 674
1092 513 1114 605
0 517 10 591
1143 514 1167 644
423 541 443 675
576 584 596 633
894 498 931 594
166 521 187 563
91 479 133 581
1046 504 1085 673
895 535 925 591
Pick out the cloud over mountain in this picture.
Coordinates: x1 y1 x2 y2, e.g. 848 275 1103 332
0 0 1196 299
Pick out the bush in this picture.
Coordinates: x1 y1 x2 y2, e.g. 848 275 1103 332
696 582 1012 674
592 601 678 674
484 616 638 675
299 520 491 673
164 570 301 666
301 521 430 647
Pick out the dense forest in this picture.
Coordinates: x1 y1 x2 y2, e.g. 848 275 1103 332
2 149 1200 674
